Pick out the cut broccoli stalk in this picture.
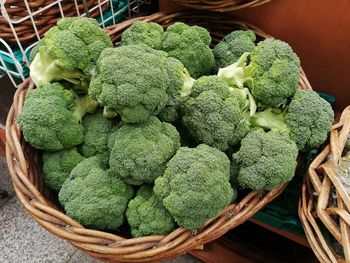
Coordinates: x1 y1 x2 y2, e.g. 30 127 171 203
217 52 251 89
71 95 99 122
30 46 83 88
249 108 288 131
180 68 195 97
229 87 257 116
103 106 118 119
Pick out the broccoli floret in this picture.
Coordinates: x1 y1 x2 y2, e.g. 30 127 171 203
232 129 298 190
59 157 134 231
158 57 195 123
42 148 85 191
162 22 215 78
213 30 256 70
89 44 171 123
154 144 233 230
181 76 251 151
121 21 164 50
126 185 176 237
109 117 180 185
81 110 116 167
218 39 300 108
17 83 98 151
30 17 112 88
249 90 334 151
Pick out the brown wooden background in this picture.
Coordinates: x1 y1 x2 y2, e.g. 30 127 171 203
159 0 350 112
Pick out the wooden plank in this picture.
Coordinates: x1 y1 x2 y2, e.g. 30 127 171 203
249 218 310 248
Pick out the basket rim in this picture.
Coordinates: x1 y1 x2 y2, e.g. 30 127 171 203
299 106 350 263
6 11 312 262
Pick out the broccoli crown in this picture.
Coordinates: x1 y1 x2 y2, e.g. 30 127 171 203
121 21 164 50
126 185 175 237
89 44 171 123
59 157 134 231
249 39 300 107
233 128 298 190
213 30 256 70
182 76 250 151
17 83 89 151
154 144 233 230
42 148 85 191
81 110 116 167
218 39 300 108
162 22 214 78
109 117 180 185
30 17 112 88
158 57 195 123
285 89 334 151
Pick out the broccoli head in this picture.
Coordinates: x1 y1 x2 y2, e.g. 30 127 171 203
158 57 195 123
249 90 334 151
81 110 117 167
181 76 251 151
154 144 233 230
232 128 298 190
109 117 180 185
162 22 214 78
218 39 300 108
59 157 134 230
121 21 164 50
17 83 98 151
42 148 85 192
30 17 112 88
89 44 171 123
126 185 176 237
213 30 256 70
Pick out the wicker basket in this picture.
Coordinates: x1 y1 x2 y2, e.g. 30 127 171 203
0 0 109 44
6 12 312 262
169 0 272 12
299 106 350 263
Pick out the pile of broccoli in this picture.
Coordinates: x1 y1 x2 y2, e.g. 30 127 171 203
18 17 335 236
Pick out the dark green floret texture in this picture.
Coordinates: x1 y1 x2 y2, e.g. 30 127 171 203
109 117 181 185
162 22 215 78
126 185 176 237
30 17 112 88
17 82 98 151
232 129 298 190
213 30 256 70
42 148 85 192
59 157 134 231
81 109 116 167
121 21 164 50
182 76 250 151
154 144 233 230
89 44 171 123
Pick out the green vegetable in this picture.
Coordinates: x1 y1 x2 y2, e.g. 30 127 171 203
89 44 171 123
213 30 256 70
181 76 251 151
232 128 298 190
158 57 195 123
162 22 214 78
250 89 334 151
30 17 112 89
126 185 176 237
218 39 300 108
59 157 134 231
81 110 116 167
17 82 98 151
121 21 164 50
42 148 85 191
154 144 233 230
109 117 180 185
